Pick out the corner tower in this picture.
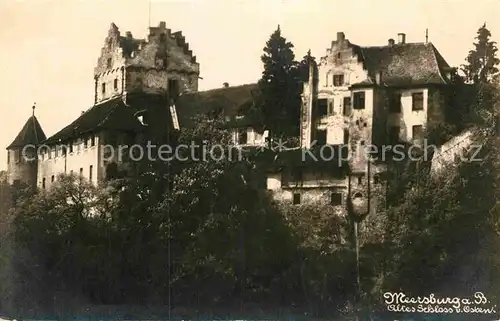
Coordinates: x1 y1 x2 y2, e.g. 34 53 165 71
93 22 200 105
6 104 47 188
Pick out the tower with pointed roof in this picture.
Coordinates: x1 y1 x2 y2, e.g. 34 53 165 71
6 104 47 188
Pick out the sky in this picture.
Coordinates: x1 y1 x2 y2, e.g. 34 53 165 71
0 0 499 170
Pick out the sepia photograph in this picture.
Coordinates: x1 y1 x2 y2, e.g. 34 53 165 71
1 0 500 320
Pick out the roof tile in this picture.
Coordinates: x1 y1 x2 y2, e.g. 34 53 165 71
7 115 47 149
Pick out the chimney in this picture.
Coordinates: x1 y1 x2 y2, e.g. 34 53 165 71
397 33 406 44
337 32 345 42
388 38 395 46
223 82 229 88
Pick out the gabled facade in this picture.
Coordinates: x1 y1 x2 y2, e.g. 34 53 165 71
7 21 202 190
269 31 456 208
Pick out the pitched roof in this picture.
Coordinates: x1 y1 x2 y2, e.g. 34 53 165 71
175 83 258 128
7 115 47 149
353 42 451 86
44 97 144 144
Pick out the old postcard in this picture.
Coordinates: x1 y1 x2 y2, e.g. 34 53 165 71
0 1 499 320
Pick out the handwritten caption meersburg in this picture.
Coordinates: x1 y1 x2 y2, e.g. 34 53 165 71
383 292 496 314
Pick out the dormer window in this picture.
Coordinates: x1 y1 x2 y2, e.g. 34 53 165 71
107 58 112 69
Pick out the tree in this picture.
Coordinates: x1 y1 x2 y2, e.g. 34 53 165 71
462 23 500 84
257 25 302 139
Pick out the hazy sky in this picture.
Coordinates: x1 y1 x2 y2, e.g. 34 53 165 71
1 0 499 169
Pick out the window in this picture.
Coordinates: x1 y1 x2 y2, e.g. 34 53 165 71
238 128 247 145
7 152 9 164
317 99 328 117
114 78 118 90
101 82 106 95
159 33 166 43
51 175 55 183
388 126 400 144
89 165 93 181
330 192 342 206
79 167 83 176
69 142 73 154
90 135 95 146
168 79 180 99
328 99 334 115
333 74 344 87
343 97 351 116
374 175 380 184
84 137 88 148
412 125 424 140
353 92 365 109
389 93 402 113
293 193 301 205
316 129 327 146
412 92 424 111
106 58 112 68
358 176 363 185
343 129 350 144
42 178 46 189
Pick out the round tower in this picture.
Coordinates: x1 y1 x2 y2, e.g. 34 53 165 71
6 104 47 188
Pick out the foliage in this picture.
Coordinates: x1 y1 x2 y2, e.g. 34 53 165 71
462 23 500 84
255 26 303 138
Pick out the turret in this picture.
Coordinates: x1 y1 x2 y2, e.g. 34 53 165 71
6 104 46 188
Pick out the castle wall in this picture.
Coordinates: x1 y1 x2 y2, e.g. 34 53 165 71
431 129 473 174
37 135 101 188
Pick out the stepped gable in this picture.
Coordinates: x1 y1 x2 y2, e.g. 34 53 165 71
43 98 143 145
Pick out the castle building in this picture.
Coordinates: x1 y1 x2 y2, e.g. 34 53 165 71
267 32 457 209
6 105 47 187
6 25 459 211
6 22 200 189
